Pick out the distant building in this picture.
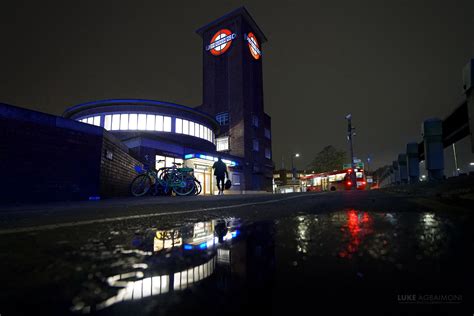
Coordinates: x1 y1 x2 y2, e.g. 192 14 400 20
273 169 305 193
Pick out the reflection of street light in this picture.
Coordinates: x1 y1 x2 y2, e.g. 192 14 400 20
291 153 300 180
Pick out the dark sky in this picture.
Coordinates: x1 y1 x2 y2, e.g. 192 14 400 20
2 0 474 171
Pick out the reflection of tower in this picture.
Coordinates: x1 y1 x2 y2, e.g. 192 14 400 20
196 7 273 191
216 221 275 292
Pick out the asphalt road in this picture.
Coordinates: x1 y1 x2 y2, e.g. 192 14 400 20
0 189 454 233
0 190 472 316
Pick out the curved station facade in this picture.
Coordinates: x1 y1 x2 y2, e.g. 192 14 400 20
63 7 273 194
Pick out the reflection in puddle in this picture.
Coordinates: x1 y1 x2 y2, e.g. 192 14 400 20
339 210 373 258
73 218 242 313
70 209 461 314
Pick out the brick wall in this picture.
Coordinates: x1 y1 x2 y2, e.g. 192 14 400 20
99 132 143 198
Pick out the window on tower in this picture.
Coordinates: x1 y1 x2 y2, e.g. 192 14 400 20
216 137 229 151
252 115 259 127
253 139 259 152
216 112 229 126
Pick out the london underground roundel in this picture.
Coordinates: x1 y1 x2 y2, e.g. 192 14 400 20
246 32 261 60
206 29 236 56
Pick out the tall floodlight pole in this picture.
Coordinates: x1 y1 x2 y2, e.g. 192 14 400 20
346 114 356 189
291 153 300 180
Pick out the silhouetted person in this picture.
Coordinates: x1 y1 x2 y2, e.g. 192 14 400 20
212 157 228 195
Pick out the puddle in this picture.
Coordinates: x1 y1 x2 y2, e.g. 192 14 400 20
1 209 472 315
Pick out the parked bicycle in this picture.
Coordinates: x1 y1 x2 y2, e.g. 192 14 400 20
130 159 201 197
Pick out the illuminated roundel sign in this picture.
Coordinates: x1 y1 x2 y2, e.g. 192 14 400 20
246 32 261 60
206 29 236 56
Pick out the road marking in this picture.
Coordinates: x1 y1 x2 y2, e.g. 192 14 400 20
0 194 313 235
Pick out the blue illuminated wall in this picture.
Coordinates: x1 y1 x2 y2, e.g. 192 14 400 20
0 103 142 203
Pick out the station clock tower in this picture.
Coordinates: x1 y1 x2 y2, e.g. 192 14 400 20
196 7 273 191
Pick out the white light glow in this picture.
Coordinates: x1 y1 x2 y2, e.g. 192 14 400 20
146 114 155 131
129 114 138 130
183 119 189 135
164 116 171 132
138 114 147 130
176 118 182 134
155 115 163 131
112 114 120 130
120 114 129 130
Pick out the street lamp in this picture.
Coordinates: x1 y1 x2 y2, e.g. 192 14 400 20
291 153 300 180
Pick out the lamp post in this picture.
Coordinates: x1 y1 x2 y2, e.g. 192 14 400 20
291 153 300 180
346 114 356 189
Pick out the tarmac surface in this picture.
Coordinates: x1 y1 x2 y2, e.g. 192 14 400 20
0 188 472 315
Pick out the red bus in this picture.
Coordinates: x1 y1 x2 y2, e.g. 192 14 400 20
302 168 366 192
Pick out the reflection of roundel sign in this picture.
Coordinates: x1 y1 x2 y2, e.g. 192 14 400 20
246 32 261 60
206 29 237 56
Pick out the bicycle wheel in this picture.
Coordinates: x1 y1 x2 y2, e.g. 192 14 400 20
130 174 152 197
193 179 202 196
172 176 195 196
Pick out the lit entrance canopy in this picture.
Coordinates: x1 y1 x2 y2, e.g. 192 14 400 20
184 153 238 167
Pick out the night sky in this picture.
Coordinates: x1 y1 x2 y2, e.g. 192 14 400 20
2 0 474 172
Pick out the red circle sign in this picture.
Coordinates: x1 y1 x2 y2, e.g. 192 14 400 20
207 29 235 56
246 32 261 60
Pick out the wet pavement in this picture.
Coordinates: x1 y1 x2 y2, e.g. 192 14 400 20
0 191 473 315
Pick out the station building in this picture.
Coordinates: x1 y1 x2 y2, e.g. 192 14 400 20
63 7 273 194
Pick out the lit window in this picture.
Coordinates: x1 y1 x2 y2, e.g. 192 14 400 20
195 123 199 137
189 122 195 136
164 116 171 132
146 114 155 131
161 275 169 293
155 115 163 131
138 114 147 130
87 117 94 125
176 118 182 134
112 114 120 130
253 139 259 151
183 120 189 135
129 114 138 130
216 137 229 151
265 148 271 159
216 112 229 125
252 115 259 127
199 124 204 139
165 157 174 168
104 115 112 130
156 155 165 170
93 116 101 126
265 128 271 139
173 272 181 290
120 114 129 130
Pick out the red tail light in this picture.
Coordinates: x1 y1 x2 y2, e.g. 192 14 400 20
347 181 352 186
